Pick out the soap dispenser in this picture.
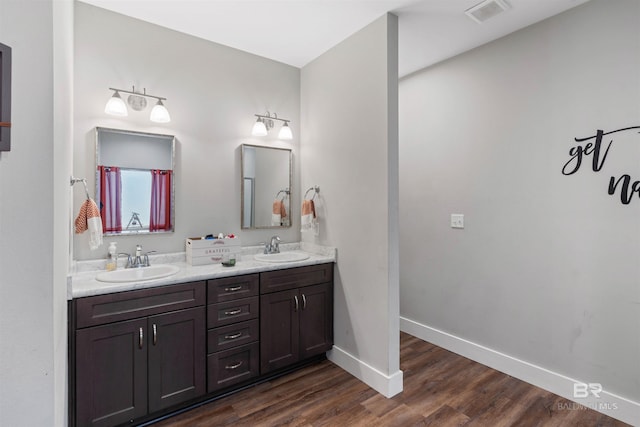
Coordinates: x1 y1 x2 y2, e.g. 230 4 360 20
106 242 118 271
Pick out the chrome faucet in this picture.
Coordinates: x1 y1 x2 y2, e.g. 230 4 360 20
264 236 281 254
122 244 154 268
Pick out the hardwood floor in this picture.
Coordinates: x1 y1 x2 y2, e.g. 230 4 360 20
154 332 630 427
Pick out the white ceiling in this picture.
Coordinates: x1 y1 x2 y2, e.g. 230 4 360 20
79 0 590 77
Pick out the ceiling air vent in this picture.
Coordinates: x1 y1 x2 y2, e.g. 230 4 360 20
465 0 511 24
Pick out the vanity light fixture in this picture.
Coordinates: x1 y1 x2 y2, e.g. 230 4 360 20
278 122 293 140
104 91 128 117
251 117 268 136
104 86 171 123
150 99 171 123
251 111 292 140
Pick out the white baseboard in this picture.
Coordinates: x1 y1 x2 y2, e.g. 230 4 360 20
327 345 403 398
400 317 640 426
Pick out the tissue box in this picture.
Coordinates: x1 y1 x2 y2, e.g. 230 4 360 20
186 237 241 266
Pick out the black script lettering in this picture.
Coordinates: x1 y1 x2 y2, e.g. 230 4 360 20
562 142 592 175
590 130 612 172
562 130 612 175
564 126 640 176
608 175 640 205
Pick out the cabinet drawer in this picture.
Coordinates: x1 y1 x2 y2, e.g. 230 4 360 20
260 263 333 294
207 319 259 354
207 297 259 328
207 274 259 303
207 342 259 393
75 281 206 328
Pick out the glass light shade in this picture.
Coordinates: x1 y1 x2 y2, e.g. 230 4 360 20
150 100 171 123
252 118 268 136
104 91 128 116
278 122 293 140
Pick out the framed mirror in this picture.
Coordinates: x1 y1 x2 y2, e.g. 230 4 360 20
96 127 175 235
0 42 11 152
241 144 292 229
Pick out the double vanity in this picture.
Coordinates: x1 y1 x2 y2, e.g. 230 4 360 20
69 128 326 426
68 244 335 427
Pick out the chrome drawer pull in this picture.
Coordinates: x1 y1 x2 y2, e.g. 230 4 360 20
302 294 307 310
152 324 157 346
224 332 243 340
139 327 144 349
294 295 299 312
225 361 243 370
224 308 242 316
224 286 242 292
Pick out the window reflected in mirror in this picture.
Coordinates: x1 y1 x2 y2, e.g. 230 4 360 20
241 144 292 229
121 169 151 230
96 127 175 235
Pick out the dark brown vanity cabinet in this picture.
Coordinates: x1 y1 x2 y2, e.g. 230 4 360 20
70 263 334 427
72 282 206 427
206 274 260 392
260 264 333 374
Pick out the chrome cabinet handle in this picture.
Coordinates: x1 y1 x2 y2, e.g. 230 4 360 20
225 361 243 370
294 295 299 312
224 308 242 316
302 294 307 310
224 332 243 340
224 285 242 292
152 324 157 346
139 327 144 349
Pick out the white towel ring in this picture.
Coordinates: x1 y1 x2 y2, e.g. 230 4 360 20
71 176 91 200
304 186 319 200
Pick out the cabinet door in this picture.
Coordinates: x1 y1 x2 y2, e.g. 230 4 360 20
299 282 333 359
260 289 300 373
148 307 206 413
76 318 147 427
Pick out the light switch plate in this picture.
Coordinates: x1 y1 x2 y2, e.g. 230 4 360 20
451 214 464 229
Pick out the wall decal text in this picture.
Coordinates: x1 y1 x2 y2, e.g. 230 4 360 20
563 126 640 205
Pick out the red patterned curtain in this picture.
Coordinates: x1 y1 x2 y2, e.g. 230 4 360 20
99 166 122 233
149 169 172 232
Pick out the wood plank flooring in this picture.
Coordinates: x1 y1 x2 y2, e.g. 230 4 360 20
154 332 630 426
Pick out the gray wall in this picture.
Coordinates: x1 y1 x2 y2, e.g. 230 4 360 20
0 0 72 425
301 13 401 396
73 2 300 259
400 0 639 411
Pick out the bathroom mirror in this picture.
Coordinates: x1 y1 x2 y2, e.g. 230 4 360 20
241 144 292 229
96 127 175 235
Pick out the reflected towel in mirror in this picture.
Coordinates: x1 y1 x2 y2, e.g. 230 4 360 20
272 199 287 226
75 198 103 250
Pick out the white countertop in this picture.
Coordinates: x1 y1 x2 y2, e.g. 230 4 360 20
69 242 336 300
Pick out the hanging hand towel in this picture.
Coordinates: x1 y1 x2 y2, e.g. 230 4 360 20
75 198 103 250
301 199 316 232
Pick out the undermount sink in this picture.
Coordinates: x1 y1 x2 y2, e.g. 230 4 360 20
254 251 310 263
95 264 180 283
